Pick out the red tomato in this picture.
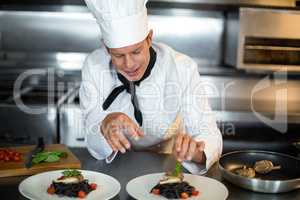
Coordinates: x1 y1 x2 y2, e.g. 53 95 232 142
47 186 55 195
192 190 200 196
90 183 97 190
13 156 21 161
151 189 160 195
4 155 10 161
180 192 189 199
14 152 21 157
78 190 86 198
0 149 22 162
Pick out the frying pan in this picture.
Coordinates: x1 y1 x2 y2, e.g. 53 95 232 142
219 150 300 193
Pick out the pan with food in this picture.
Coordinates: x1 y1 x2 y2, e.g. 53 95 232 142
219 150 300 193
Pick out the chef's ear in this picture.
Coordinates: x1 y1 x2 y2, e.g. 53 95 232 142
146 29 153 46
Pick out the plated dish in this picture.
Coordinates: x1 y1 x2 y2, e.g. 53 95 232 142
150 164 200 199
19 169 121 200
47 169 97 198
126 173 228 200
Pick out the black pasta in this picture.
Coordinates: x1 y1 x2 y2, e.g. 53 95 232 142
151 181 196 199
52 180 93 197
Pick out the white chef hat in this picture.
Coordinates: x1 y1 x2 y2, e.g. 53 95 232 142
84 0 149 48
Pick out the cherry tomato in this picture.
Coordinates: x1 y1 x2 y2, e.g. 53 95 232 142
192 190 200 196
13 156 21 161
4 155 10 161
151 188 160 195
180 192 189 199
47 186 55 195
0 149 22 162
90 183 97 190
14 152 21 157
78 190 86 198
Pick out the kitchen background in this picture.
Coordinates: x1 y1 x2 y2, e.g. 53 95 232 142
0 0 300 157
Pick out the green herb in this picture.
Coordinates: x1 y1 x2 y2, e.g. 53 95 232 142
32 151 67 164
172 161 182 177
62 169 81 177
44 154 60 162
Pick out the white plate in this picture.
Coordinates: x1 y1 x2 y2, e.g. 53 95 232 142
19 170 121 200
126 173 228 200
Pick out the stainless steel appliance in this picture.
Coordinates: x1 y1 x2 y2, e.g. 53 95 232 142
0 66 80 146
225 8 300 73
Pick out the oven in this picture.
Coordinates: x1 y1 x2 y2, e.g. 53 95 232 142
225 8 300 73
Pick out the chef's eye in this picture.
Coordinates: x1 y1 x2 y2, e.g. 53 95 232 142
132 49 141 55
114 54 123 58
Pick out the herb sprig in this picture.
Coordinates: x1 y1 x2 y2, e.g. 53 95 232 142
62 169 82 177
172 161 182 177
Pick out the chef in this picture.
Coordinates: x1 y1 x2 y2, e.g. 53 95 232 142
80 0 222 174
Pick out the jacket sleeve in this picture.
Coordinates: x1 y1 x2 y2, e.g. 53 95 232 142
179 59 223 174
79 55 118 163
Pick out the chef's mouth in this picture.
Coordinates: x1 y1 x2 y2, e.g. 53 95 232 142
125 67 140 77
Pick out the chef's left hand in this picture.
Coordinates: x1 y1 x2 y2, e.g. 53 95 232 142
173 133 206 164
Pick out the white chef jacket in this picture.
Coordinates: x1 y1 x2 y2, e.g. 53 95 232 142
79 42 222 174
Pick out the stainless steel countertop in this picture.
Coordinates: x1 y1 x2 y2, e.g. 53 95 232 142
1 148 300 200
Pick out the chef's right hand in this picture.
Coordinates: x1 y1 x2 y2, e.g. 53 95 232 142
100 112 144 153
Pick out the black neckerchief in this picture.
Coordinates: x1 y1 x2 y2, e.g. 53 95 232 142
102 47 157 126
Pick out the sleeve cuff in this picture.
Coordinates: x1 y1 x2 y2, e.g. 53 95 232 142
85 124 118 163
105 151 118 163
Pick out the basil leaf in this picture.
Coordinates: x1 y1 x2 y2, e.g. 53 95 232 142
31 151 67 164
172 161 182 177
44 154 60 162
32 153 48 164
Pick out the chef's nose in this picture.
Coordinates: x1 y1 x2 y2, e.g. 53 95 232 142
124 55 134 69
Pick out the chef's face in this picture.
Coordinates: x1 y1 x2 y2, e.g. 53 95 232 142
108 30 153 81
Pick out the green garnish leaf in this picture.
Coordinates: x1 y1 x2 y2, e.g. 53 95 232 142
62 169 81 177
172 161 182 177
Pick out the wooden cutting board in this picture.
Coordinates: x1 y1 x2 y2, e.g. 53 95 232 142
0 144 81 178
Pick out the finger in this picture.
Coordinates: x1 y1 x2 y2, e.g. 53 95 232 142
110 132 126 153
175 134 184 152
106 125 121 151
118 131 131 150
122 122 138 139
103 130 116 151
186 139 196 161
179 134 190 161
128 125 144 140
130 123 144 137
120 116 143 138
106 139 117 152
136 127 144 137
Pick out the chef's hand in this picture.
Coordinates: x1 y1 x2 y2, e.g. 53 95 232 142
101 112 144 154
174 133 206 164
